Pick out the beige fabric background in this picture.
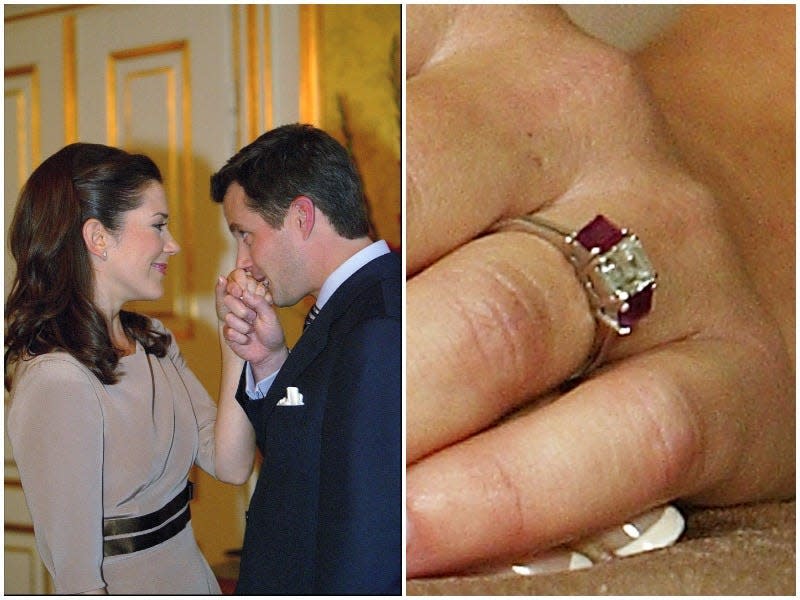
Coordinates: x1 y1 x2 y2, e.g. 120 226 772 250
408 501 795 595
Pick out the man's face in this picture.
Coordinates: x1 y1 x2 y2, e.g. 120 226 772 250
222 181 306 307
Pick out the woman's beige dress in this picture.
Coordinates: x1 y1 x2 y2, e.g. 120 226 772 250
7 326 221 594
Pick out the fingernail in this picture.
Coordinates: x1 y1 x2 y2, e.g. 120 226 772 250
506 505 684 579
512 548 593 576
613 504 685 557
571 504 685 563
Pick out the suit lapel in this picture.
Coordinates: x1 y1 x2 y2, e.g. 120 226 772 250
271 252 398 393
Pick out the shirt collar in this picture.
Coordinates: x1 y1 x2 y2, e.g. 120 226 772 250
316 240 390 309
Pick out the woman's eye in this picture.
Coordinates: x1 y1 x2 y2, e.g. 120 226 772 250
154 222 168 231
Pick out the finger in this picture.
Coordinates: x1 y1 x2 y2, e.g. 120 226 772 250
244 277 258 295
406 339 789 577
226 279 245 300
407 164 722 465
241 287 274 309
223 297 256 332
215 276 229 317
226 268 259 297
222 323 251 347
254 281 268 298
240 289 278 323
406 231 594 463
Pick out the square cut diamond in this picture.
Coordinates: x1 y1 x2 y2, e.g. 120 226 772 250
594 236 655 299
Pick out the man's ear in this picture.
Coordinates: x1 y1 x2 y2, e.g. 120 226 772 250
292 195 316 240
82 219 109 260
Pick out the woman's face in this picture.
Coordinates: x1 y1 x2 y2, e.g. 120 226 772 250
95 181 180 310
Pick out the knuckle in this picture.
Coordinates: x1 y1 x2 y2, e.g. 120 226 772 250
447 235 595 399
449 254 551 398
613 365 704 497
580 45 647 114
480 451 527 539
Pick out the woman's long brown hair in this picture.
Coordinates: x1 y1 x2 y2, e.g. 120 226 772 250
5 143 171 389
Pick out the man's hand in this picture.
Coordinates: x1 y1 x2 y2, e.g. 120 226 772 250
215 268 288 379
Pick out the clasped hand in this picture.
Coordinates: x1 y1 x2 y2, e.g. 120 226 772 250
215 268 288 378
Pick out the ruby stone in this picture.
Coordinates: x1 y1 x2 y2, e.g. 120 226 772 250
576 215 623 253
619 282 654 328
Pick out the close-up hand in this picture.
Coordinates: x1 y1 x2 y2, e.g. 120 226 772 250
215 268 287 373
406 5 793 579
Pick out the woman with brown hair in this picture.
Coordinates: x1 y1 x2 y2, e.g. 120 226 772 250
5 143 221 594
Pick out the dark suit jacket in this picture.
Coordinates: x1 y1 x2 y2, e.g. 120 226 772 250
234 251 402 595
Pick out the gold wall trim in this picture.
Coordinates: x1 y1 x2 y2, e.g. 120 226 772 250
62 15 77 143
5 64 41 172
4 65 35 78
123 68 178 202
4 4 92 23
105 41 190 158
246 4 259 142
262 6 273 131
180 41 195 327
110 41 187 61
106 40 195 335
105 55 116 145
6 89 28 185
234 6 273 145
299 5 321 125
231 6 242 145
5 525 35 535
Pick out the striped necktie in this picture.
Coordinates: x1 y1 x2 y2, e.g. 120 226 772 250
304 304 320 330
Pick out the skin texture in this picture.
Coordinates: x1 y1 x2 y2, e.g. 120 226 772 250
84 181 179 353
405 5 794 578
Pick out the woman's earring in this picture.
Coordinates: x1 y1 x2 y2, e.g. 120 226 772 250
102 250 108 260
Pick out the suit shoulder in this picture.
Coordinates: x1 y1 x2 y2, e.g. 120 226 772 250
333 255 401 331
360 255 401 320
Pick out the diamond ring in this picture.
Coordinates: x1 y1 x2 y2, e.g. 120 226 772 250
489 213 657 382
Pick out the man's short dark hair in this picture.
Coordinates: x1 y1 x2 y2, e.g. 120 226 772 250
210 123 370 238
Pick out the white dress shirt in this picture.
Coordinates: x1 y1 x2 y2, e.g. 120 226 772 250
244 240 391 399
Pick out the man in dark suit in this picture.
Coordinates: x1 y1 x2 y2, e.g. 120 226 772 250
210 124 401 594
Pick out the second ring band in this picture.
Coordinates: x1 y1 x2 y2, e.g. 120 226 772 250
489 213 657 382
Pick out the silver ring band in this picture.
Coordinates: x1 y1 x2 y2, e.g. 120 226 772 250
489 213 657 382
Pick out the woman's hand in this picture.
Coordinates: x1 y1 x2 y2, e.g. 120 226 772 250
214 268 287 484
215 268 288 379
406 5 793 578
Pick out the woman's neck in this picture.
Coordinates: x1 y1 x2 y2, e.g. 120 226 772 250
108 312 135 356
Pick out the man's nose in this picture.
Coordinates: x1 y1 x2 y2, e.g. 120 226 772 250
235 247 252 271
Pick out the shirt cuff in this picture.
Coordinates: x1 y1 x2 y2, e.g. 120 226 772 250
245 362 279 399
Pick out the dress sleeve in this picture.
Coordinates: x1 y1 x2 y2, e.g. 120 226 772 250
167 337 217 478
6 358 106 594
